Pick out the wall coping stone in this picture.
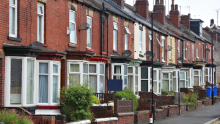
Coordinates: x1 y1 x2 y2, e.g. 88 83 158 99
158 106 169 109
197 101 202 103
94 117 118 122
42 116 55 120
168 105 178 108
215 97 220 99
116 112 134 117
134 110 150 114
155 109 163 112
66 120 91 124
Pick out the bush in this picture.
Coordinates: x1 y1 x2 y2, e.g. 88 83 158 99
91 95 100 104
161 90 174 96
58 80 94 122
0 109 33 124
115 89 138 111
183 92 199 107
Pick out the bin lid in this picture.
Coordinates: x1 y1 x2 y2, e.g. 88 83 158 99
206 87 211 89
214 86 217 88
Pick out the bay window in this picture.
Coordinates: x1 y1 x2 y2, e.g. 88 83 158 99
162 72 172 91
113 22 118 51
128 66 139 94
37 3 44 43
69 10 77 44
68 61 105 93
9 0 17 37
194 70 201 86
37 61 60 105
141 67 151 92
180 71 189 88
112 64 128 89
87 16 92 48
5 57 36 107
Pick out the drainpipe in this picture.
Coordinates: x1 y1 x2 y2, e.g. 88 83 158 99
106 11 109 80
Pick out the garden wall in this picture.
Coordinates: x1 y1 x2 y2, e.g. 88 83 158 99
134 110 150 124
90 106 112 118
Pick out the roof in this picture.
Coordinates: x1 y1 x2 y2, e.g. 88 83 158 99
180 24 204 42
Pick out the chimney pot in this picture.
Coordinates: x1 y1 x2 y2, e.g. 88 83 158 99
172 0 174 5
175 4 178 11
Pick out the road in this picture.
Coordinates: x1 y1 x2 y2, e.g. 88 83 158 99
155 103 220 124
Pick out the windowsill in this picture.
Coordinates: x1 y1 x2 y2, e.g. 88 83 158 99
86 48 94 52
7 36 22 42
162 60 166 63
113 50 118 53
139 54 144 57
69 43 77 48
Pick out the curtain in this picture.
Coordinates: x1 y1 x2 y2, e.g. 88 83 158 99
69 74 80 84
89 64 96 73
27 60 34 104
114 65 121 74
99 76 105 93
9 7 15 34
83 64 88 73
128 76 133 91
89 75 97 92
180 81 185 88
124 65 127 75
83 75 88 83
53 64 58 103
10 59 22 104
39 63 48 103
100 64 104 74
70 22 76 43
70 64 79 72
153 71 156 80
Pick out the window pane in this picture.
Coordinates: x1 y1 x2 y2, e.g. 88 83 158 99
135 67 138 74
9 7 15 35
27 60 34 104
135 76 138 86
159 70 161 80
53 75 58 103
83 75 88 83
162 80 169 91
170 81 172 91
124 65 127 75
113 30 117 50
180 81 185 88
69 11 75 22
153 81 157 93
128 67 133 73
194 77 199 86
124 76 127 89
39 75 48 103
70 23 76 43
37 16 42 41
39 63 48 73
83 64 88 73
37 5 43 14
125 34 128 50
186 81 188 88
89 64 96 73
180 72 185 80
128 76 133 91
141 67 148 79
113 76 121 79
141 80 148 91
114 65 121 74
173 78 176 91
69 74 80 84
100 64 104 74
10 59 22 104
89 75 97 92
153 71 156 80
194 71 198 75
53 64 58 74
70 64 79 72
99 76 105 93
10 0 15 4
205 69 208 75
163 73 168 79
87 17 92 48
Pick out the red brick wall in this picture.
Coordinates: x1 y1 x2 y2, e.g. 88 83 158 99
197 101 203 108
90 106 112 118
170 10 180 28
134 111 150 124
155 108 168 121
153 5 166 25
92 120 118 124
117 115 134 124
168 106 179 117
135 0 149 20
181 15 190 29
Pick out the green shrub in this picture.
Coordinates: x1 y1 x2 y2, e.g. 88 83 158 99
58 80 94 122
183 92 199 107
91 95 100 104
161 90 174 96
0 109 33 124
115 89 138 111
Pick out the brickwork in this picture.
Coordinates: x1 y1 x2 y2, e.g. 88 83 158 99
153 5 166 25
135 0 149 20
134 110 150 124
197 101 203 108
90 106 113 118
117 115 134 124
92 120 118 124
170 9 180 28
168 105 179 117
157 96 175 107
155 108 168 121
194 86 207 100
180 104 186 113
181 14 190 29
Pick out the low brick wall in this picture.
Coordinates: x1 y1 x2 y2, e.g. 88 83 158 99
194 86 207 100
168 105 179 117
92 117 118 124
180 104 187 113
188 106 196 112
206 98 212 105
31 115 66 124
180 88 191 94
117 115 134 124
215 97 220 103
197 101 203 108
90 106 112 118
155 107 168 121
134 110 150 124
157 96 175 107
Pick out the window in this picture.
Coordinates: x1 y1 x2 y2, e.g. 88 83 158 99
128 66 139 94
188 43 190 61
5 57 36 106
193 70 201 86
69 10 76 44
192 44 194 61
153 69 162 94
162 72 172 91
139 29 142 53
87 16 92 48
196 41 199 58
149 31 152 51
161 36 165 61
183 41 185 59
112 64 128 89
124 27 130 50
180 71 189 88
141 67 149 91
37 61 60 105
113 22 118 51
169 39 172 60
68 61 105 93
172 70 179 92
205 44 208 59
37 3 44 43
178 40 180 58
9 0 17 37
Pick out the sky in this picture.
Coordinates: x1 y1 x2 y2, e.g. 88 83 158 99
125 0 220 28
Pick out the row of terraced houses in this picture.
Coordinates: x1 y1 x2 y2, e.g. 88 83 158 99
0 0 220 115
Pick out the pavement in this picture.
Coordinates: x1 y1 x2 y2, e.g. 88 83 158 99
155 103 220 124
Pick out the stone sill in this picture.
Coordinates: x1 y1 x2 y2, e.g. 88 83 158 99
94 117 118 122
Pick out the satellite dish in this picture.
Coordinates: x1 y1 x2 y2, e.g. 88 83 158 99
206 48 210 52
167 45 173 51
30 41 43 49
202 58 207 62
123 50 132 57
145 51 152 57
79 23 91 31
177 57 183 62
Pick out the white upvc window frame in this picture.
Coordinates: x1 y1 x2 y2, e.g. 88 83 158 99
9 0 17 38
139 29 143 54
67 60 105 93
196 41 199 58
178 40 180 58
37 3 44 43
141 67 151 92
112 63 128 90
124 27 130 50
36 60 60 106
188 43 190 61
127 66 139 94
162 71 173 92
192 44 194 61
113 22 118 51
87 16 92 48
4 56 36 107
69 10 77 44
183 41 185 59
179 71 186 88
153 69 162 94
172 70 179 92
205 44 208 59
193 69 201 86
161 36 165 62
149 34 152 52
169 39 172 60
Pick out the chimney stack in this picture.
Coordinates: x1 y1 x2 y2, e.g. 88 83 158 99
135 0 149 20
181 14 191 29
210 19 214 26
170 0 180 27
153 0 166 24
112 0 124 8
